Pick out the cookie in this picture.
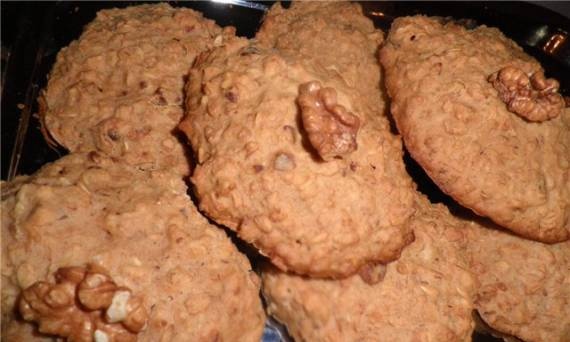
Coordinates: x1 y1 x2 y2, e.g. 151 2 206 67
40 4 234 174
380 16 570 242
180 36 416 278
465 219 570 342
261 200 476 342
1 152 265 341
256 1 385 111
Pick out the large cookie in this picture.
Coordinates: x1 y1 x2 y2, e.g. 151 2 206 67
464 218 570 342
1 153 265 341
180 36 416 278
380 16 570 242
40 4 233 174
261 199 476 342
256 1 384 111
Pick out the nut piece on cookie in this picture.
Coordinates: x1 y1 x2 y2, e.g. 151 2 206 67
357 263 387 285
298 81 360 161
19 265 145 342
77 268 118 310
489 66 565 122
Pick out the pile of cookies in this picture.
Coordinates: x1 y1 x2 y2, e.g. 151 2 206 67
2 2 568 342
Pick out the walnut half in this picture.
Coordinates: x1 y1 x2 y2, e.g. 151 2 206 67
488 66 565 122
18 265 147 342
297 81 360 161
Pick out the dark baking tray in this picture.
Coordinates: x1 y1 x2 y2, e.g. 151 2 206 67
1 1 569 341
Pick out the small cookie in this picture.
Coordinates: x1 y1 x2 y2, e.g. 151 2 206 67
1 153 265 341
465 219 570 342
40 4 234 174
180 37 416 278
380 16 570 242
261 200 476 341
257 1 385 111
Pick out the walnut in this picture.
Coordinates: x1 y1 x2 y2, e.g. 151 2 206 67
297 81 360 161
18 265 147 342
488 66 565 122
78 270 119 310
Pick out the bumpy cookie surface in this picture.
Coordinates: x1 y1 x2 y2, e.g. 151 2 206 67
180 36 415 278
256 1 384 111
380 16 570 242
465 219 570 342
262 200 476 342
40 4 233 174
1 153 264 341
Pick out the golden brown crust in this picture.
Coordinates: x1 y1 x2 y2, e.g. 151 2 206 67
464 220 570 342
1 153 265 342
380 16 570 242
261 199 476 342
40 4 233 174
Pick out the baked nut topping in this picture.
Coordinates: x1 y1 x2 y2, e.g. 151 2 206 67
358 263 387 285
489 66 565 122
18 265 147 342
297 81 360 161
78 271 119 310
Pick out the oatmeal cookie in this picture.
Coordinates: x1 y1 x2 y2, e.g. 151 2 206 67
180 37 416 278
380 16 570 242
40 4 234 174
261 199 476 342
256 1 385 112
465 219 570 342
1 153 265 341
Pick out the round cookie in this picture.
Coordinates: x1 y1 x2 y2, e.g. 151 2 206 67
464 219 570 342
261 200 476 342
380 16 570 242
256 1 385 111
180 37 416 278
40 4 234 174
1 153 265 342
